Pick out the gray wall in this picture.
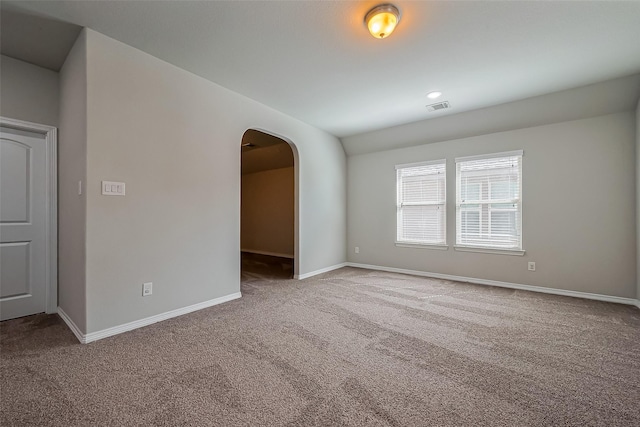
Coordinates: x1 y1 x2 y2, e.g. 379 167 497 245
58 30 88 331
242 167 294 257
0 55 59 126
637 98 640 300
347 112 637 299
82 30 346 333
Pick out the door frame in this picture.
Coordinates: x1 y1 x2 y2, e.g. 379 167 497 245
1 116 58 314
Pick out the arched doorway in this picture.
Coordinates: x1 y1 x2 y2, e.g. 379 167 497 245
240 129 298 280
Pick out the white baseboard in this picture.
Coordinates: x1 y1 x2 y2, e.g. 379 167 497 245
296 263 347 280
346 262 639 306
58 292 242 344
241 249 294 259
57 307 86 343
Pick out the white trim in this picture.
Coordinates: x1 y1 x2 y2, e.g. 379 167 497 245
241 249 294 259
395 243 449 251
345 262 637 306
455 150 524 163
0 116 58 314
635 300 640 310
395 158 446 170
296 263 347 280
60 292 242 344
453 245 525 256
0 116 56 133
57 307 85 343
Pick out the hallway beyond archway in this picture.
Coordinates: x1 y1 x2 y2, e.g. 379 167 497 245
240 129 297 279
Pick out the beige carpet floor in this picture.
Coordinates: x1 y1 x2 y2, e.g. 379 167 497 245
1 266 639 426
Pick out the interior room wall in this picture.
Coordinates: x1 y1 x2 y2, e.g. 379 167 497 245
241 167 294 257
636 98 639 300
347 112 637 299
82 29 346 334
0 55 59 126
57 30 88 331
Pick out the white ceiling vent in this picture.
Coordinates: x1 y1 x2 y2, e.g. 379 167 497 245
426 101 451 112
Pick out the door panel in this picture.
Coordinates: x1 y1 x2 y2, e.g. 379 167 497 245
0 242 30 298
0 127 47 321
0 139 30 222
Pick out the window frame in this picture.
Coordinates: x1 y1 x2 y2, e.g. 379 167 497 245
395 159 448 249
454 151 525 256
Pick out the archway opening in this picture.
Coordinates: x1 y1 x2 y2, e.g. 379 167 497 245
240 129 297 280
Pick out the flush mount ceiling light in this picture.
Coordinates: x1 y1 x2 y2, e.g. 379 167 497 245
427 91 442 99
365 4 401 39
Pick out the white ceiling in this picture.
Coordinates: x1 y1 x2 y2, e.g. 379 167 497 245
4 1 640 138
342 74 640 155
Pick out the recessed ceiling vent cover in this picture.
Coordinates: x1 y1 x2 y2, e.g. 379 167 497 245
426 101 451 112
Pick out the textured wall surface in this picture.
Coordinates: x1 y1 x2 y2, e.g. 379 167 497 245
82 30 346 333
0 55 59 126
242 167 295 257
57 30 88 331
348 113 637 298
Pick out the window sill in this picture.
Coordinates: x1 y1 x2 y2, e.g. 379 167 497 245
395 242 449 251
453 245 525 256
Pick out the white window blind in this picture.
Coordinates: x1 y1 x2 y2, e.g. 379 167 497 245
396 160 446 245
456 151 522 250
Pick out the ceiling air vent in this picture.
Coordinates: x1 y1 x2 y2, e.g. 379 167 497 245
426 101 451 112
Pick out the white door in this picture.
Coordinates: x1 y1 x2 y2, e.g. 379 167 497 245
0 126 48 321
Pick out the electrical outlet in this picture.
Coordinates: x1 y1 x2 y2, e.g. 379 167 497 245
528 262 536 272
355 247 360 254
142 282 153 296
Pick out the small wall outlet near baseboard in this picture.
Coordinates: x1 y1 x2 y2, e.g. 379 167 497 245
142 282 153 296
528 262 536 271
355 247 360 254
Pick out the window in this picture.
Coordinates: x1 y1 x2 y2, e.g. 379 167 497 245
396 160 446 246
455 151 523 252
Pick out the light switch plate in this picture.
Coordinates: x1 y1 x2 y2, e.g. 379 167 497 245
102 181 126 196
142 282 152 296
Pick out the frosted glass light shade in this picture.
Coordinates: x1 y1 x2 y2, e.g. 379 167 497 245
365 4 401 39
